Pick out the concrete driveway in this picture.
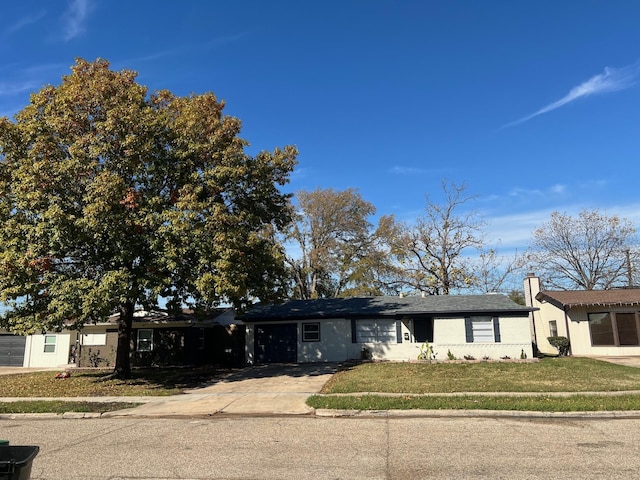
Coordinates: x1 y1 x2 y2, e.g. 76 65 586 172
108 363 339 418
592 356 640 368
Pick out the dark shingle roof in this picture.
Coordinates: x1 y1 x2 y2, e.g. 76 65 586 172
101 308 231 325
536 289 640 309
239 295 532 322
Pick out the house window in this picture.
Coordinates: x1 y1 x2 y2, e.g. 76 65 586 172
589 312 640 346
81 333 106 346
43 335 56 353
549 320 558 338
465 316 501 343
356 320 396 343
472 317 494 343
137 329 154 352
302 323 320 342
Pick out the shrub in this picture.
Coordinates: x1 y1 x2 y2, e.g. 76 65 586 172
417 342 436 362
361 347 372 360
548 336 570 356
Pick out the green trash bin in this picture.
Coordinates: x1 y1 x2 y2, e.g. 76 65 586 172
0 446 39 480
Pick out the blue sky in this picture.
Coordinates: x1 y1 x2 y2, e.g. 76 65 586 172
2 0 639 254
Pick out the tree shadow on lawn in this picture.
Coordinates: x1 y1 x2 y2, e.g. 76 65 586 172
80 362 343 391
78 365 238 391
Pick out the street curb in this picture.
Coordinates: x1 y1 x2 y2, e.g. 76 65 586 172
4 408 640 420
314 408 640 419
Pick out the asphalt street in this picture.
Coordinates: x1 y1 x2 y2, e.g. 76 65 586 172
3 415 640 479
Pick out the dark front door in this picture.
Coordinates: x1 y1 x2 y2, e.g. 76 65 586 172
414 318 434 343
0 334 26 366
254 323 297 363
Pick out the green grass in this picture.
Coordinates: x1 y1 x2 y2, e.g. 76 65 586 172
307 394 640 412
0 401 141 414
0 366 230 397
311 358 640 412
321 357 640 394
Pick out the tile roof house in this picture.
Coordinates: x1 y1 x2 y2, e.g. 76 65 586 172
238 294 534 364
524 274 640 356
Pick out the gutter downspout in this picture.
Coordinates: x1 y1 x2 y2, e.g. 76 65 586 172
563 307 572 355
525 275 539 354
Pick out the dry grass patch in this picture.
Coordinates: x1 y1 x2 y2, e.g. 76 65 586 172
0 366 231 397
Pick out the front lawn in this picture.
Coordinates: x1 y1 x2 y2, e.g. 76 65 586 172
0 366 230 397
311 358 640 412
0 401 141 414
307 393 640 412
321 357 640 394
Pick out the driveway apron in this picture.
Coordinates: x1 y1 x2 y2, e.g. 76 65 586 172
107 363 338 418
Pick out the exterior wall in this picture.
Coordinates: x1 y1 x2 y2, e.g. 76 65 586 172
565 306 640 356
434 316 533 360
528 296 570 355
24 332 73 367
298 319 357 362
77 326 118 368
525 274 640 356
245 315 533 364
525 274 570 355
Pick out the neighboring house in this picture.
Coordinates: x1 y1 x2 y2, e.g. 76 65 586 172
239 295 534 364
524 273 640 356
6 309 245 368
0 328 71 368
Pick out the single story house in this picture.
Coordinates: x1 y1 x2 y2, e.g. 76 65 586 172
524 273 640 356
238 294 535 364
2 309 244 368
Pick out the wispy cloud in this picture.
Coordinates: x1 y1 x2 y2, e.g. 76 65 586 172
485 208 559 249
117 34 248 68
389 165 452 175
0 80 41 96
503 184 568 200
5 11 47 36
502 61 640 128
61 0 90 41
390 166 428 175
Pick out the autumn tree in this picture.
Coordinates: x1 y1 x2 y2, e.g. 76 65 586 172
472 248 526 294
527 210 638 290
286 188 379 298
378 180 486 295
0 58 297 378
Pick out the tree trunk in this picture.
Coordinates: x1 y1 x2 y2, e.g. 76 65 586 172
114 300 134 379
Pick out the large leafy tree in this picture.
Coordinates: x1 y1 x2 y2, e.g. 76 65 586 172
286 188 378 298
0 58 297 378
528 210 638 290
